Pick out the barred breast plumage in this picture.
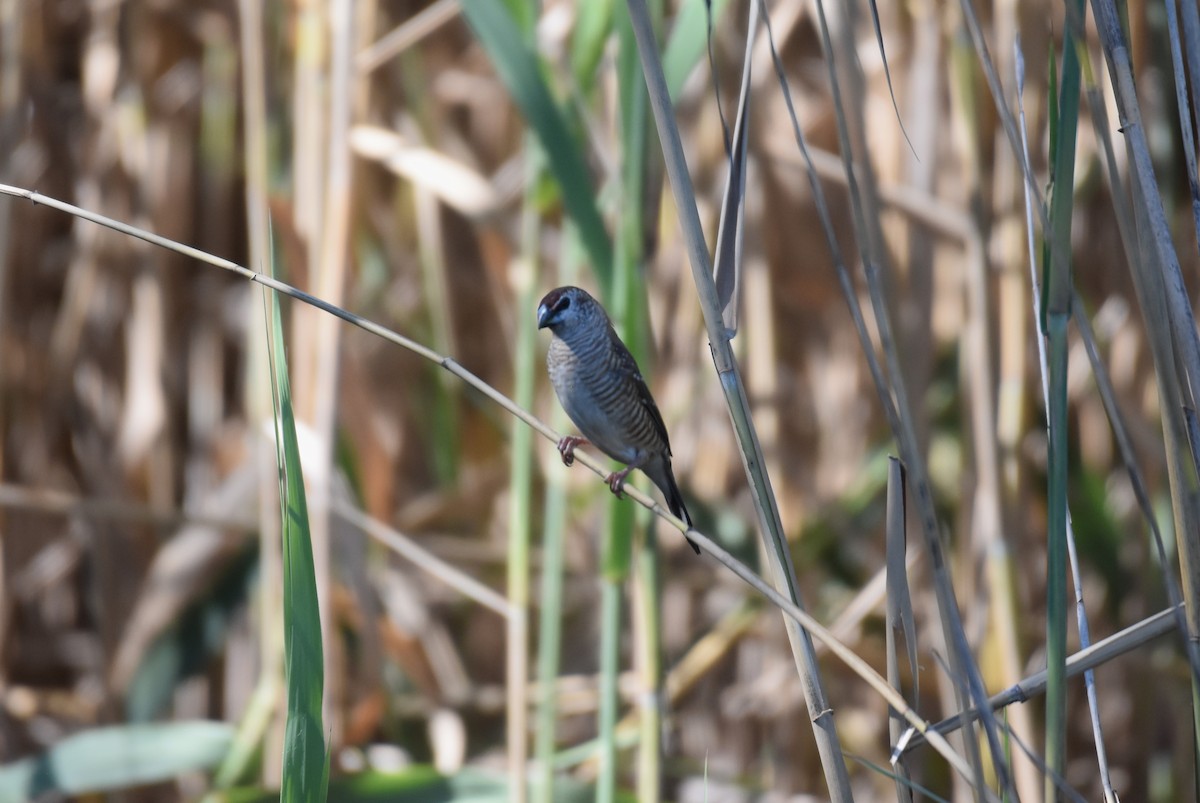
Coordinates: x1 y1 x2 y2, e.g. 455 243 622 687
537 286 698 553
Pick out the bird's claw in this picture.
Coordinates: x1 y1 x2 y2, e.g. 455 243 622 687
605 468 633 498
557 435 587 467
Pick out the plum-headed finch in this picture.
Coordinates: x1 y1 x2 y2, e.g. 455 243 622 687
537 286 698 553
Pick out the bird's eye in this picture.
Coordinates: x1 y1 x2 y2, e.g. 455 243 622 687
556 297 572 313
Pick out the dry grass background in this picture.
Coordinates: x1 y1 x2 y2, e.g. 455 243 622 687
0 0 1198 801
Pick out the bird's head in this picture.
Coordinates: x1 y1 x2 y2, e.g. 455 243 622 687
536 286 596 334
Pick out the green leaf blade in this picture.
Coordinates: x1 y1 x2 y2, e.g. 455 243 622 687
266 290 329 803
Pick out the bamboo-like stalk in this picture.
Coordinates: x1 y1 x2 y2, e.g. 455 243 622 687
614 5 664 797
505 140 541 803
290 0 325 248
1015 40 1116 799
0 0 18 517
1042 8 1085 789
594 164 638 803
631 515 662 803
621 2 854 798
532 233 580 803
304 0 357 748
234 0 281 785
533 447 568 802
594 550 625 803
1043 306 1070 797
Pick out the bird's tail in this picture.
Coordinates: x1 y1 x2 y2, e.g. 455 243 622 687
655 460 700 554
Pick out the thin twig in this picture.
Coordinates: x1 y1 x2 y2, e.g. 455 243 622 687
333 501 513 618
900 604 1181 749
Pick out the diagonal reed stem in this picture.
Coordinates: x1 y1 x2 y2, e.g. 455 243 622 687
620 2 855 798
0 180 996 792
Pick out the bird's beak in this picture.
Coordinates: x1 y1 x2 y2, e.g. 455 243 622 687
536 303 553 330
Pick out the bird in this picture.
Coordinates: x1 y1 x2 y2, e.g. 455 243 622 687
537 285 699 554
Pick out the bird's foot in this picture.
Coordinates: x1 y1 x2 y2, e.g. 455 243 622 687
557 435 588 467
605 467 634 498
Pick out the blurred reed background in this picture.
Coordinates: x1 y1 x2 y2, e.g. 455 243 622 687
0 0 1198 801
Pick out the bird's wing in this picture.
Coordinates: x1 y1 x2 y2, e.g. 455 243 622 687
606 323 673 456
